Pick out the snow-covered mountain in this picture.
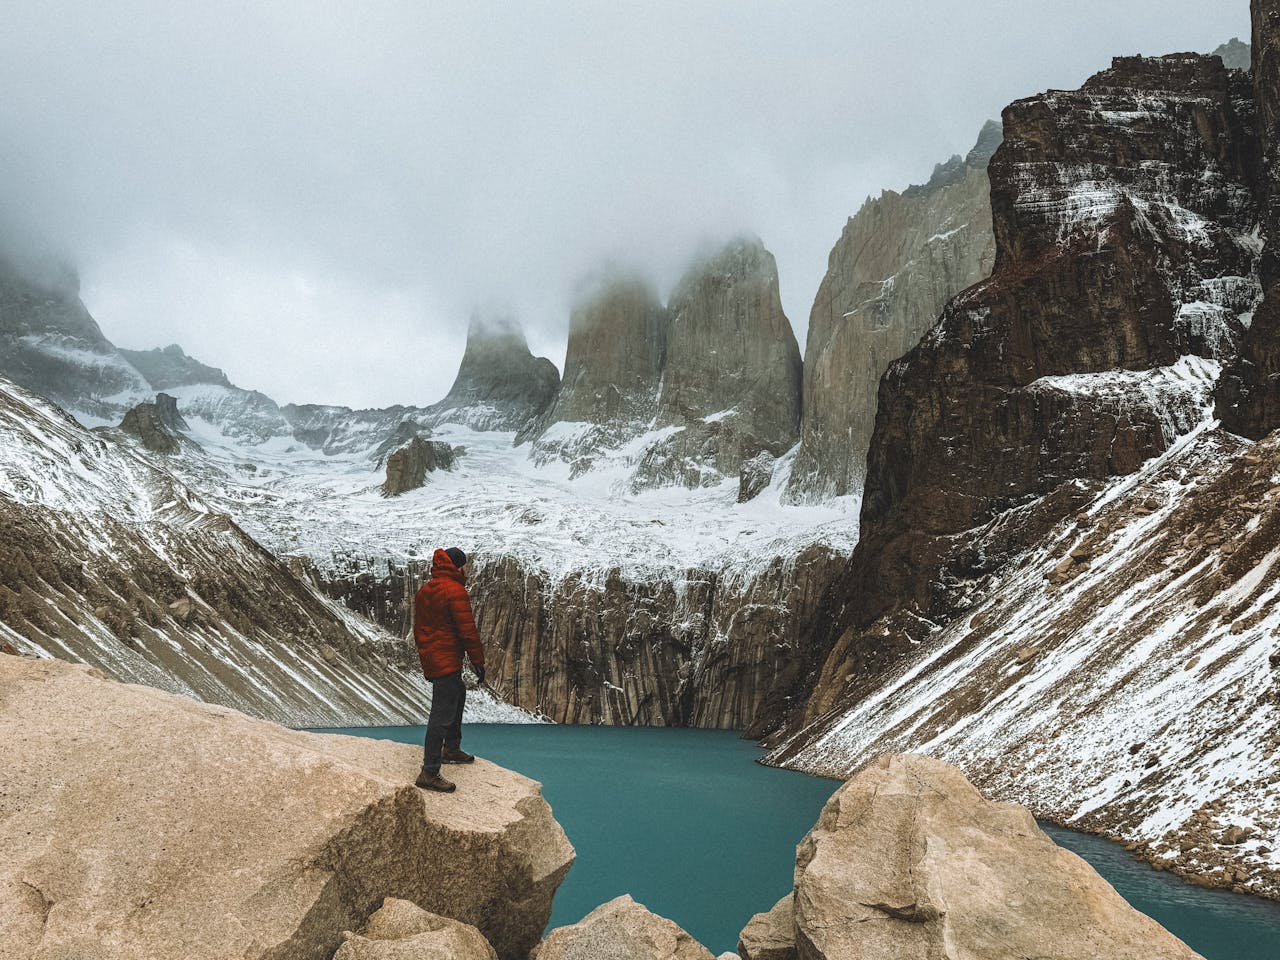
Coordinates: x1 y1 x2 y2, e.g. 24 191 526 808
0 375 525 725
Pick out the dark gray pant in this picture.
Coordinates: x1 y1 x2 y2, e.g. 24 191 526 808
421 670 466 776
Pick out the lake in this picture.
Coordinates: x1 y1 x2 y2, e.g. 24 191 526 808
321 724 1280 958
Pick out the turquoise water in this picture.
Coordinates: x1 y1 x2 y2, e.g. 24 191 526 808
322 724 1280 958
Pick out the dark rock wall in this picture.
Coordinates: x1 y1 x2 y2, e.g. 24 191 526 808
319 543 844 731
789 52 1264 729
1218 0 1280 435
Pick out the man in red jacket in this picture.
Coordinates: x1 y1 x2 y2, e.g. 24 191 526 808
413 546 485 793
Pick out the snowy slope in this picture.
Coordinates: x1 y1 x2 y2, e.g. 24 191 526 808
166 411 859 587
766 416 1280 897
0 377 528 725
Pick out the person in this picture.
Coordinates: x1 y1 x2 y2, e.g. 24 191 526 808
413 546 485 792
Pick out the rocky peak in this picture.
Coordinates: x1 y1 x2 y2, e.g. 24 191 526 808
0 251 149 419
119 343 233 390
794 50 1263 725
629 235 801 488
427 310 560 432
786 121 1000 501
525 271 668 438
120 395 186 454
382 435 458 496
1212 36 1253 70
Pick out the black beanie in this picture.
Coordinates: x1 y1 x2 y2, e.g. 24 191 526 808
444 546 467 568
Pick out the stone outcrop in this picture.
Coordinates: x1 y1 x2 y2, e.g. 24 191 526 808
635 237 802 490
119 343 234 390
786 122 1000 500
0 252 150 418
0 376 431 726
737 896 794 960
320 544 842 733
523 237 801 492
1212 37 1253 70
793 52 1263 727
426 310 560 432
119 392 188 454
382 436 458 496
779 754 1202 960
519 272 669 474
1217 0 1280 435
0 655 573 960
535 895 715 960
334 898 497 960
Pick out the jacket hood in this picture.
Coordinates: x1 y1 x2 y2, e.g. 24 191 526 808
430 548 465 582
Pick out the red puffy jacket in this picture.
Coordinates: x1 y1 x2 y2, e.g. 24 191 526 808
414 549 485 679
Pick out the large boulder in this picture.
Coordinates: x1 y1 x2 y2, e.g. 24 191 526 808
119 392 188 453
0 656 573 960
333 897 496 959
791 754 1202 960
737 895 795 960
382 436 458 496
535 895 716 960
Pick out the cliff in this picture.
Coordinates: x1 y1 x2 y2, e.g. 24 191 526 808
0 655 572 960
519 272 669 476
786 122 1000 500
426 310 560 432
1218 1 1280 435
765 44 1276 896
0 253 150 420
523 237 802 493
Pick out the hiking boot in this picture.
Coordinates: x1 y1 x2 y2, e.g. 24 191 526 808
415 772 456 793
442 747 475 764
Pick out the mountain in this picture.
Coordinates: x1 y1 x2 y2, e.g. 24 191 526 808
786 121 1000 501
0 253 150 420
0 375 523 725
765 46 1275 895
522 236 802 494
119 343 234 390
518 271 669 475
423 310 560 432
1213 36 1253 69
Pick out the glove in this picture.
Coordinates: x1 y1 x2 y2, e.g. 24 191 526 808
474 665 486 685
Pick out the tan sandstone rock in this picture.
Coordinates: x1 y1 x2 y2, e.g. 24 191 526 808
737 895 795 960
0 656 573 960
333 897 497 959
535 895 716 960
793 754 1203 960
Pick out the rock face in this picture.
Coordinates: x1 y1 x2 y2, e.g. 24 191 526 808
119 393 189 454
787 122 1000 501
321 544 842 732
737 896 794 960
794 53 1262 727
766 426 1280 899
635 237 802 489
535 895 715 960
519 272 669 474
0 376 433 725
382 436 459 496
783 755 1202 960
0 655 573 960
0 252 150 419
427 311 560 432
1212 36 1253 70
1217 0 1280 435
524 237 801 492
333 898 497 960
119 343 234 390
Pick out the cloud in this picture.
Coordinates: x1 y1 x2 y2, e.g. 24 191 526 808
0 0 1250 406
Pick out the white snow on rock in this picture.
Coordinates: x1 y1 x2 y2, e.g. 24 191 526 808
767 420 1280 897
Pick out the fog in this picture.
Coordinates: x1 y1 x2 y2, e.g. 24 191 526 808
0 1 1249 407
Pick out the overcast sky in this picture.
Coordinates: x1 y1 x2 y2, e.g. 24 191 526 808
0 1 1250 408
